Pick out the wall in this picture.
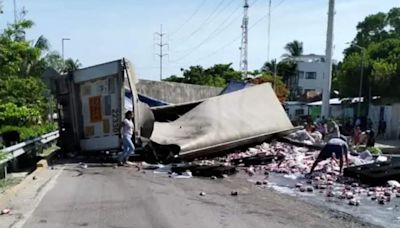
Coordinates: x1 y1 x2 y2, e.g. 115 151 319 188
308 105 353 121
136 80 223 104
284 103 309 120
369 103 400 139
297 61 326 94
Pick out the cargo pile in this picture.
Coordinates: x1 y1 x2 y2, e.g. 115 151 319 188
218 141 400 207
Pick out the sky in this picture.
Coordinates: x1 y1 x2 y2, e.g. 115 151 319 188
0 0 398 81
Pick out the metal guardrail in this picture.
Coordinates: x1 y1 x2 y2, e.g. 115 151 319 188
0 131 59 166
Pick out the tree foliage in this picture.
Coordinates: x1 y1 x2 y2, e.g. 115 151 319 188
248 73 289 103
345 7 400 55
164 63 242 87
0 103 40 126
282 40 303 59
0 16 81 131
337 7 400 101
0 76 47 119
165 64 288 102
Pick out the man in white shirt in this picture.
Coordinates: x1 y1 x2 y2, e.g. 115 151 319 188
118 111 135 166
309 135 349 175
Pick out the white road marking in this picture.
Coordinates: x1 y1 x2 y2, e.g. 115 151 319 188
12 167 64 228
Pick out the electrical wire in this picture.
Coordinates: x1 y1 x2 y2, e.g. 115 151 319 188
191 0 285 62
172 0 261 62
171 3 242 57
172 0 228 43
169 0 208 38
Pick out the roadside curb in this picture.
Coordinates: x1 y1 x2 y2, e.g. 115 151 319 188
0 166 45 206
36 148 60 170
0 149 60 205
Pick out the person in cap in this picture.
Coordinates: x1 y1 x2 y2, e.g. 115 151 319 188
309 135 349 175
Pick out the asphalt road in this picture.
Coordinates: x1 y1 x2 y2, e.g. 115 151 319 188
15 162 377 228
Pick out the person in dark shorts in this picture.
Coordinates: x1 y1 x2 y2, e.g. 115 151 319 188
309 135 349 175
366 129 376 147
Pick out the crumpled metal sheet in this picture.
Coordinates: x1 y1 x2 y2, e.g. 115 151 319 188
123 59 155 139
149 83 294 159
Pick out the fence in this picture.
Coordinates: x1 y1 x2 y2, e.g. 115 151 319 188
0 131 59 178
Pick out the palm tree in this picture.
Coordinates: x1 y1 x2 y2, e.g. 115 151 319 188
34 35 50 51
64 58 82 72
281 40 303 99
282 40 303 59
261 59 277 73
21 35 50 76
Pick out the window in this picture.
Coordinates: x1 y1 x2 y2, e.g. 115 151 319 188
298 71 305 79
305 72 317 79
295 109 304 116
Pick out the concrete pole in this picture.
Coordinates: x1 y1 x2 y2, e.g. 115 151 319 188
357 50 365 117
321 0 335 118
267 0 272 62
13 0 17 24
62 38 70 60
273 59 277 92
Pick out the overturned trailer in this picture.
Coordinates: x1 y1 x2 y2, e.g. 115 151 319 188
44 59 154 154
46 59 293 162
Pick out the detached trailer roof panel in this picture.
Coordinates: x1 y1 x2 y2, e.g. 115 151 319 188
149 83 294 159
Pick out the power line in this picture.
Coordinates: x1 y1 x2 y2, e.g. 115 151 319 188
172 0 228 43
171 0 260 62
169 0 208 38
273 0 285 10
193 0 283 63
171 2 242 57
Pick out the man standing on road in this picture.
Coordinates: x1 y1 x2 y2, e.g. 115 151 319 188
308 135 349 175
118 111 135 166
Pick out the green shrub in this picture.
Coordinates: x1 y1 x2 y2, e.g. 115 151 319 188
0 122 57 142
367 147 382 155
0 103 41 126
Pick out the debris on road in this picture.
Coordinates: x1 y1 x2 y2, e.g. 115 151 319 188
231 191 238 196
78 163 88 169
170 164 236 178
1 208 11 215
349 198 360 206
199 192 206 196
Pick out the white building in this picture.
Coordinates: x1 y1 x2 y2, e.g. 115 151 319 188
283 101 308 120
295 54 327 95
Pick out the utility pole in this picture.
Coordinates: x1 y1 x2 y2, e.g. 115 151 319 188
321 0 335 118
239 0 249 78
13 0 17 24
273 59 277 92
155 25 168 81
62 38 71 60
267 0 272 62
353 44 366 117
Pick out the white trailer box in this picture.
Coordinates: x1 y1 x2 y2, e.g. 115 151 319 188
52 59 154 153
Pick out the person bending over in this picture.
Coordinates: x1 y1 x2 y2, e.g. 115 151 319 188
309 135 349 175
